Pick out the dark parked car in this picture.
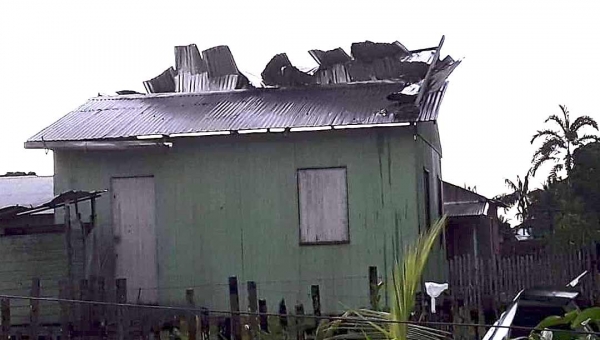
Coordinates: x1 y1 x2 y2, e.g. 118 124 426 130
483 271 591 340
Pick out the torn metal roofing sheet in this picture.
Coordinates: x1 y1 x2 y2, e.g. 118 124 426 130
0 176 54 213
0 190 106 220
26 82 447 145
444 201 489 217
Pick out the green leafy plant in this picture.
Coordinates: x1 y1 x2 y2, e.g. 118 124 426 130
316 216 450 340
528 307 600 340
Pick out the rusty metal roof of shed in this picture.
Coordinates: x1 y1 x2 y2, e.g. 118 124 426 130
26 81 446 145
444 201 489 217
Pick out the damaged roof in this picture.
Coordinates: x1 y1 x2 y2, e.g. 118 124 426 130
26 82 447 145
0 190 105 220
26 37 460 147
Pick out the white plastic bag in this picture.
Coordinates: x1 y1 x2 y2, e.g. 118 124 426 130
424 282 448 313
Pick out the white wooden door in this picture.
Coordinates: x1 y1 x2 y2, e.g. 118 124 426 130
112 176 158 304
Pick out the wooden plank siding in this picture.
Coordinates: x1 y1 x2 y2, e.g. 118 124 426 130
0 232 83 325
53 124 445 313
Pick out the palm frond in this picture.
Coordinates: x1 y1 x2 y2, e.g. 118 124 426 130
545 114 567 135
571 115 599 133
531 154 559 176
532 136 564 157
548 163 563 183
504 178 518 192
531 129 562 144
316 218 448 340
576 134 599 145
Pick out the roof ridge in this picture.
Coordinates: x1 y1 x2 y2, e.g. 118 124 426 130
91 80 408 101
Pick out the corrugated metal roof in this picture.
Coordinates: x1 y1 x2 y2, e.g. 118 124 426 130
27 82 446 143
444 201 489 217
0 176 54 211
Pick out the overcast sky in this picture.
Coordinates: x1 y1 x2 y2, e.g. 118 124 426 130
1 0 599 200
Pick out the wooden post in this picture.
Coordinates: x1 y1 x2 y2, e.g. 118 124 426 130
59 279 71 339
200 308 210 340
228 276 241 340
278 299 288 331
186 288 197 340
80 279 90 339
247 281 259 339
97 277 107 338
64 204 74 287
258 299 268 333
311 285 321 316
116 279 127 340
30 278 40 340
1 298 9 340
368 266 378 310
295 303 305 340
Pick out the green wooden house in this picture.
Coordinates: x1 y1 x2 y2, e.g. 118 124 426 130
24 41 459 313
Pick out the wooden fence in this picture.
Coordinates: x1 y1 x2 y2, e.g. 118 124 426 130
448 246 600 313
0 275 329 340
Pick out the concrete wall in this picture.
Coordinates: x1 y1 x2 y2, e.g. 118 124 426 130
54 125 443 313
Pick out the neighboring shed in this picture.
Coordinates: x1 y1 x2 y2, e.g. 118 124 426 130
0 176 101 326
25 39 459 313
443 181 503 259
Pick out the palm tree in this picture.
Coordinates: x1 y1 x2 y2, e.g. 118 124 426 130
496 172 531 223
316 217 450 340
531 105 598 180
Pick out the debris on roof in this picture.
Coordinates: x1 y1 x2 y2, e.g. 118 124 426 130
308 48 352 67
350 41 410 62
143 67 176 93
142 36 460 102
25 37 460 147
261 53 315 87
147 44 251 94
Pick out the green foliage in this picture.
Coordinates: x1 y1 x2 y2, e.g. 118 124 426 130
531 105 598 181
528 307 600 340
316 217 449 340
528 142 600 245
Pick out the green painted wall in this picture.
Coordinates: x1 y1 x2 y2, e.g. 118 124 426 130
54 125 444 313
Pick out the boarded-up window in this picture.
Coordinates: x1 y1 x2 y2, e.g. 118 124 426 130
298 168 349 244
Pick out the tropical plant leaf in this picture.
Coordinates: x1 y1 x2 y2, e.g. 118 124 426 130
531 129 563 144
576 134 599 145
571 307 600 329
571 115 599 133
315 218 448 340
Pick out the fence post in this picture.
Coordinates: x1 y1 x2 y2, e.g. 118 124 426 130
59 279 71 339
79 279 90 339
116 278 127 340
258 299 268 333
97 277 107 338
368 266 378 310
311 285 321 317
228 276 241 340
279 299 288 331
295 303 305 340
200 308 210 340
247 281 258 339
1 298 9 340
30 277 40 340
186 288 197 340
